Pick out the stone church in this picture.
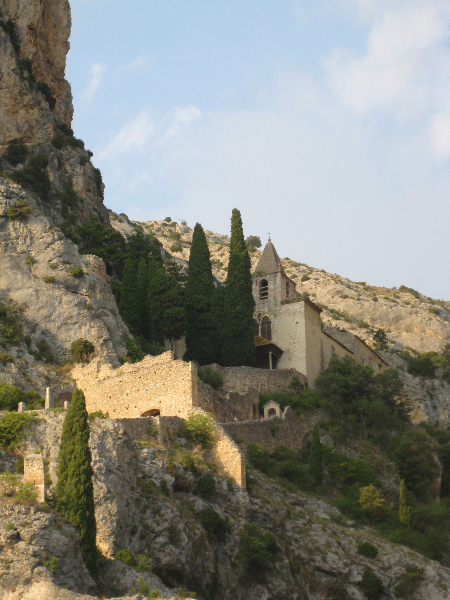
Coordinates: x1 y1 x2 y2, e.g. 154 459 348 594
252 240 387 386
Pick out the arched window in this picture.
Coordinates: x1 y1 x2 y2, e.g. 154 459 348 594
253 319 260 336
261 316 271 340
259 279 268 299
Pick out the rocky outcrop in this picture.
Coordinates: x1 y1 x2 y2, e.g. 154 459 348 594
0 0 72 146
2 410 449 600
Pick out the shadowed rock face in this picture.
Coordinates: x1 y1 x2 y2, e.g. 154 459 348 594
0 0 73 146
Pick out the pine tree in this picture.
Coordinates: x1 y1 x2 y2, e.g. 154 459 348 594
184 223 218 365
148 265 186 347
309 423 323 484
221 209 255 366
119 258 139 333
56 389 97 576
399 479 411 526
136 257 149 338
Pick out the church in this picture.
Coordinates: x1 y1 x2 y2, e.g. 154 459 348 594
252 240 387 386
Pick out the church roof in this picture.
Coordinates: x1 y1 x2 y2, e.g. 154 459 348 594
254 240 287 276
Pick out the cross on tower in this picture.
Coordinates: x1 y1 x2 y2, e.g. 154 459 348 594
268 231 271 241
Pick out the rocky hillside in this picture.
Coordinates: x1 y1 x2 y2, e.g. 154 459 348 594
2 410 450 600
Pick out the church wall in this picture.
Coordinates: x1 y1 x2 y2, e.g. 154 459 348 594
204 364 307 395
320 331 353 370
272 302 308 376
352 336 387 373
304 303 323 386
73 352 198 419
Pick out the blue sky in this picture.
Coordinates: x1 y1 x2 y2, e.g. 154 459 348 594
67 0 450 299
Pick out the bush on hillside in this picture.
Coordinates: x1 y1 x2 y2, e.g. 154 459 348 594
357 542 378 558
199 508 229 542
4 142 28 166
360 568 383 600
0 412 35 450
182 413 217 448
69 339 95 363
198 366 223 390
11 154 51 200
236 522 278 579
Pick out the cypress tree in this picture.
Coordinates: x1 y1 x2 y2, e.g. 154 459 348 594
309 423 323 484
136 257 149 339
221 208 255 366
119 258 139 333
184 223 218 365
56 389 97 576
148 265 186 347
399 479 411 526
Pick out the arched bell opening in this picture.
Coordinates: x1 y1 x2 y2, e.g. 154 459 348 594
259 279 269 300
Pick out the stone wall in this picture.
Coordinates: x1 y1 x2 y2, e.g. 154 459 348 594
222 409 320 455
197 381 260 422
205 364 306 395
73 352 198 419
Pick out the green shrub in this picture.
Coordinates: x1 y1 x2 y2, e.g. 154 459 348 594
360 568 383 600
115 549 136 566
164 217 172 222
6 199 33 219
0 18 20 54
181 451 199 472
394 565 424 598
42 276 55 283
389 429 439 501
183 413 217 448
88 410 108 421
4 142 28 166
0 412 35 450
69 339 95 363
247 443 313 489
399 285 420 299
357 542 378 558
0 304 22 345
373 329 388 351
301 274 310 282
198 367 223 390
131 576 160 597
0 473 37 504
122 335 145 363
11 154 50 200
196 472 216 499
326 579 351 600
43 557 61 573
69 266 84 278
0 381 25 411
0 352 13 363
358 321 370 329
407 353 438 378
200 508 229 542
236 522 278 578
170 244 182 253
36 81 56 109
52 134 85 150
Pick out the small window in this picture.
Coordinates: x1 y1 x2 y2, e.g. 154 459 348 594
261 316 271 340
259 279 268 299
286 282 290 297
254 319 260 336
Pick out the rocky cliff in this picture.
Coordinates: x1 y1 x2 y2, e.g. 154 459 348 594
2 411 450 600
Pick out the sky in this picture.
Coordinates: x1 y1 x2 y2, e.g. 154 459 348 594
66 0 450 300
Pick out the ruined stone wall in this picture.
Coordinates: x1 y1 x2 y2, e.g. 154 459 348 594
212 419 246 487
222 409 320 455
73 352 198 419
197 381 260 422
205 364 306 395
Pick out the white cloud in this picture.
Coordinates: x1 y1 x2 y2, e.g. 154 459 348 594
117 53 157 74
98 110 154 159
325 2 450 119
428 112 450 157
163 106 202 140
81 63 107 102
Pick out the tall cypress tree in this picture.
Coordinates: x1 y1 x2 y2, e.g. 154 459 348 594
56 389 97 576
119 258 139 333
136 257 149 339
309 423 323 484
184 223 218 364
399 479 411 526
148 265 186 347
221 209 255 366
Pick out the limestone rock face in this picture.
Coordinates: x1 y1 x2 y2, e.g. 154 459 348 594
2 410 448 600
0 0 73 146
0 181 127 393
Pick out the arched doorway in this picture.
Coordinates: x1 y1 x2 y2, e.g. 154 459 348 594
268 408 276 417
140 409 160 417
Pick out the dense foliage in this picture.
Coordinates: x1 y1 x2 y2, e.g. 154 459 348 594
184 223 219 365
221 209 255 366
236 523 278 579
0 412 35 450
56 389 97 576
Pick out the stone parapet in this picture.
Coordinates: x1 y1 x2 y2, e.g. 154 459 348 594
204 364 306 395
